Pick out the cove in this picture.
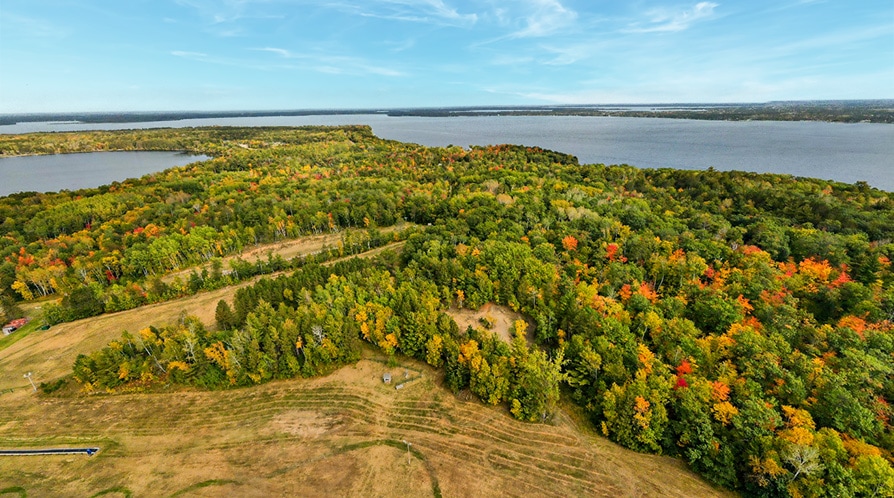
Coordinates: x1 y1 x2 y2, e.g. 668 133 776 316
0 151 209 197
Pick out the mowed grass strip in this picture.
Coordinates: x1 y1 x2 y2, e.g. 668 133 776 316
0 356 733 497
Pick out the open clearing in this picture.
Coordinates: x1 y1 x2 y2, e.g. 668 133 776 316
162 223 409 284
446 303 535 344
0 352 731 497
0 235 731 497
0 283 243 390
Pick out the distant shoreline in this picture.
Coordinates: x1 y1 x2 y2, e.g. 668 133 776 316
2 100 893 125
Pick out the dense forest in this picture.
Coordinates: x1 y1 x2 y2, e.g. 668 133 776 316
1 127 892 497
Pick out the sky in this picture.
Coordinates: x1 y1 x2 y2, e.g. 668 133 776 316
1 0 892 112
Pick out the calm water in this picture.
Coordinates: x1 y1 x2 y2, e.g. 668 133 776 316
0 151 208 196
1 115 892 191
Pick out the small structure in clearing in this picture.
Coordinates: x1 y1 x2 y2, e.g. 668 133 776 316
382 372 392 384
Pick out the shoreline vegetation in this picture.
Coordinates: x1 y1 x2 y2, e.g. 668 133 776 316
1 126 892 497
1 99 893 126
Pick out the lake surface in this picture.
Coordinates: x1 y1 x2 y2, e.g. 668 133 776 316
1 115 891 191
0 151 209 196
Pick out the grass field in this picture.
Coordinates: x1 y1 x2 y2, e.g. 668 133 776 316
0 353 732 497
0 238 733 497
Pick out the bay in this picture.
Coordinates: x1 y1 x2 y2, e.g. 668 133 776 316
1 115 891 191
0 151 209 197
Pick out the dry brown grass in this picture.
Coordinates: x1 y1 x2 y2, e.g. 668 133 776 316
446 303 535 344
0 284 239 392
0 349 733 497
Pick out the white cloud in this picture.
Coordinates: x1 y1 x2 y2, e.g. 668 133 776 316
490 54 536 66
255 47 294 58
627 2 718 33
171 50 209 59
310 54 406 77
321 0 478 26
1 12 71 38
361 64 405 77
384 38 417 52
507 0 578 38
537 42 607 66
384 0 477 22
174 0 285 31
249 47 407 76
770 24 891 54
469 0 578 49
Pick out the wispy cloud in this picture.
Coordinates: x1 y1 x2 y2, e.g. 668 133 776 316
171 50 209 60
486 40 600 67
626 2 718 33
341 0 478 26
359 64 405 77
255 47 294 58
1 12 71 38
384 38 417 52
180 46 408 77
488 0 577 39
490 54 535 66
174 0 284 36
769 24 891 54
307 53 407 77
309 59 405 77
175 0 477 35
536 42 608 66
384 0 477 23
470 0 578 50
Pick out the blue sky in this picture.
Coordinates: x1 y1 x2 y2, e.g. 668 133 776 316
1 0 892 112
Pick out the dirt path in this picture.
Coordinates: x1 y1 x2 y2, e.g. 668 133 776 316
323 241 405 266
162 223 410 284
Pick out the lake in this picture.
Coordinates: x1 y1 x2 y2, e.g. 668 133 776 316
0 151 209 197
1 115 892 191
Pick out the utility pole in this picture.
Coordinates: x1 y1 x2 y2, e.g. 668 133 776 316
23 372 36 392
402 439 411 465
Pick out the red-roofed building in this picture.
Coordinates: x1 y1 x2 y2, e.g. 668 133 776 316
2 318 27 335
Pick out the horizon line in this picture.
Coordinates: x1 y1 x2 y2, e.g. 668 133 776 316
3 99 894 117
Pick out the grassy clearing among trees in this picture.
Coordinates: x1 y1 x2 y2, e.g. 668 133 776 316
0 350 730 497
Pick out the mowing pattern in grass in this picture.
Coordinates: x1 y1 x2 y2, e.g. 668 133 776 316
0 356 730 497
89 487 132 498
169 480 239 497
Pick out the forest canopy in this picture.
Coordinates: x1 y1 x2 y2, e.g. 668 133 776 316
1 126 892 497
